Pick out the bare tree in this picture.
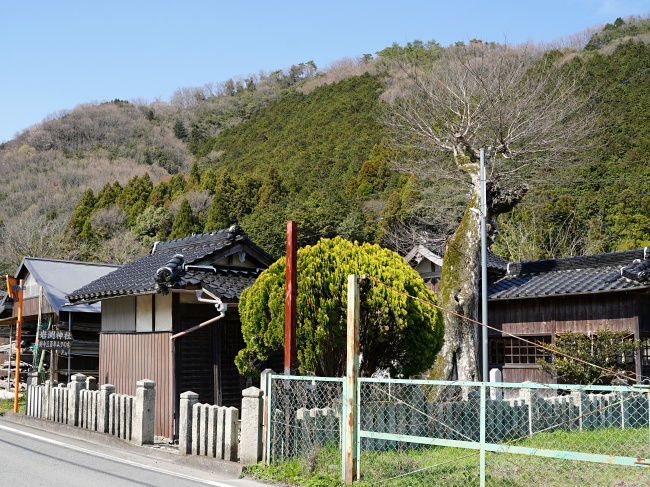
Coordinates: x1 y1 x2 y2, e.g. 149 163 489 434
383 43 601 381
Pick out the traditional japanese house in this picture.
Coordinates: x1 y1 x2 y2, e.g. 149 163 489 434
487 248 650 384
0 258 121 385
66 225 276 440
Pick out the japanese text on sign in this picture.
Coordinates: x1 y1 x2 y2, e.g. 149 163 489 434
38 329 73 350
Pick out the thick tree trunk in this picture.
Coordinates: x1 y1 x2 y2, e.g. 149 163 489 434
429 180 482 382
428 170 528 382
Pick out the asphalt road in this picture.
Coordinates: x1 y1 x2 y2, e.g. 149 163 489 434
0 423 265 487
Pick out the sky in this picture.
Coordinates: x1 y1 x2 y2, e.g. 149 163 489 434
1 0 648 143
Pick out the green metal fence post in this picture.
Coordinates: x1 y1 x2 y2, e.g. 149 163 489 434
480 383 486 487
266 373 272 465
343 274 360 484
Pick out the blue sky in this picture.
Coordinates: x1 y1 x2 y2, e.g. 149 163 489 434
1 0 648 143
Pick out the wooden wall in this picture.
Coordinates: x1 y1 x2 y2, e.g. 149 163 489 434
99 332 173 440
13 296 55 318
489 292 640 337
489 291 644 384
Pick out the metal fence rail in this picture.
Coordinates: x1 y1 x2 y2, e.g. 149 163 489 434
267 375 650 486
266 375 344 476
359 379 650 486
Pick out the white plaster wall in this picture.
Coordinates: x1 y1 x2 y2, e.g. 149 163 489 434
136 295 153 332
155 293 173 331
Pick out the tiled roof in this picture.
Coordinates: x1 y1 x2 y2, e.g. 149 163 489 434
488 248 650 300
404 244 508 271
487 251 508 271
186 266 262 300
67 226 271 303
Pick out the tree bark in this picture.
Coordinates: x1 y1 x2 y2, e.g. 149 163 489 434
429 170 528 382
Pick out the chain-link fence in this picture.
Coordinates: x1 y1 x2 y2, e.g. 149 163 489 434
359 379 650 486
267 375 344 477
267 375 650 485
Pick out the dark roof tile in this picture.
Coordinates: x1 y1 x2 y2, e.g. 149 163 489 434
67 226 272 303
488 248 650 300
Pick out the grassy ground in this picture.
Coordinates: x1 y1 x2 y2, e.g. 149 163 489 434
247 426 650 487
0 394 26 414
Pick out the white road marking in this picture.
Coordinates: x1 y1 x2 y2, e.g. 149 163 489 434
0 424 235 486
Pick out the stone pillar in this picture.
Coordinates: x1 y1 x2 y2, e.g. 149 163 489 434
215 406 226 459
191 402 202 456
86 376 97 391
97 384 115 433
489 368 503 401
260 369 274 397
225 406 239 462
178 391 199 455
26 372 39 417
132 379 156 446
27 371 39 388
44 380 58 420
68 374 87 427
240 386 264 465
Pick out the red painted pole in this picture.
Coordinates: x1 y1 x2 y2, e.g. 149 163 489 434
284 221 297 375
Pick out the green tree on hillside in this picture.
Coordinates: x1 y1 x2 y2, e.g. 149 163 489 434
236 237 444 377
257 166 284 209
68 189 96 235
170 198 197 239
173 120 188 140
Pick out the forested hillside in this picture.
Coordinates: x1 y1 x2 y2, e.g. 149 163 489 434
1 14 649 274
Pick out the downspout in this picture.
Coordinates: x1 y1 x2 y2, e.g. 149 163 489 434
169 287 227 440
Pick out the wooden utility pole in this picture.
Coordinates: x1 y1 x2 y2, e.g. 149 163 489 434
284 221 297 375
343 274 360 484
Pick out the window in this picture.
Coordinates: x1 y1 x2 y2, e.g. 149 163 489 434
642 339 650 367
489 336 551 365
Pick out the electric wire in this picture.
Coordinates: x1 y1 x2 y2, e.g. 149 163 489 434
363 275 646 383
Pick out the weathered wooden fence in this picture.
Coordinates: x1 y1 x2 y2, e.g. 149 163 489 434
25 372 155 446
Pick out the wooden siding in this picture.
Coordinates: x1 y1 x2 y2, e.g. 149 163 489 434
489 293 640 337
99 332 172 439
489 292 643 384
13 296 55 318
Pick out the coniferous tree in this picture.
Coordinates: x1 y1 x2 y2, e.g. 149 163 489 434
170 198 196 239
68 189 96 235
173 120 188 140
257 166 284 209
204 171 238 231
79 219 95 243
188 161 201 189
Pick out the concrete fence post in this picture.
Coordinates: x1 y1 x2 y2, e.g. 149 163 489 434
68 374 86 427
132 379 156 446
241 386 264 465
98 384 115 433
225 406 239 462
179 391 199 455
489 369 503 401
86 376 97 391
26 372 39 417
43 380 58 420
260 369 274 397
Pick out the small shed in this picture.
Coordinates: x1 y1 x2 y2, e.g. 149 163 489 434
66 225 277 440
487 248 650 384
